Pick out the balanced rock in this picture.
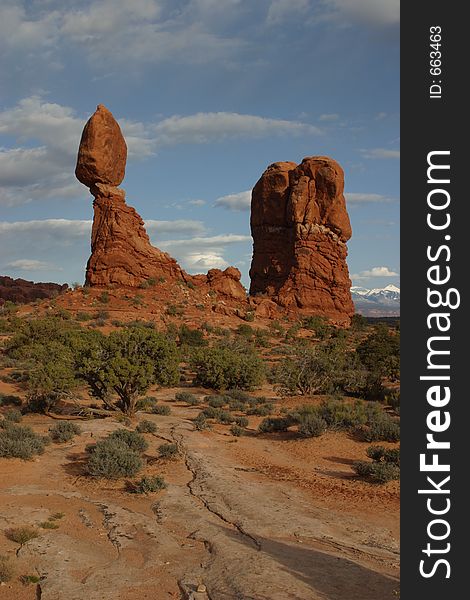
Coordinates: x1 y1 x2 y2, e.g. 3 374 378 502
75 104 127 188
249 156 354 323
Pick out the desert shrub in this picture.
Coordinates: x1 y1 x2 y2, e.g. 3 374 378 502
247 403 273 416
129 475 167 494
275 340 364 396
302 316 331 339
152 404 171 416
386 389 400 414
356 324 400 380
135 396 157 411
39 521 59 529
314 398 380 430
353 461 400 484
99 291 109 304
193 413 209 430
258 417 292 433
0 393 22 406
228 400 245 411
226 389 251 402
236 324 253 338
230 425 244 437
350 314 367 331
4 408 22 422
0 424 47 459
76 311 93 322
136 420 157 434
201 406 220 419
74 328 180 415
20 575 41 585
107 429 149 452
158 443 179 459
175 392 200 405
207 395 228 408
87 439 143 479
5 526 39 547
0 555 14 583
235 416 249 428
49 421 81 443
364 414 400 442
191 343 265 390
178 325 207 347
217 410 234 424
297 414 327 438
366 445 400 465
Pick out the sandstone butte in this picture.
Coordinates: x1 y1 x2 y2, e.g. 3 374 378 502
75 105 353 323
75 104 246 301
249 157 354 323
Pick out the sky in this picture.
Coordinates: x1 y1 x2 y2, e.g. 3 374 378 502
0 0 399 290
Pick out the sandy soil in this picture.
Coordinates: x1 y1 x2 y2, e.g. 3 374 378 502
0 381 399 600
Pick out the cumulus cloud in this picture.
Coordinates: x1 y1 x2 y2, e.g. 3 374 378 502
0 96 320 205
188 199 206 206
360 148 400 159
145 219 207 236
352 266 399 280
345 192 394 204
158 233 251 274
214 190 251 211
4 259 61 271
153 112 320 146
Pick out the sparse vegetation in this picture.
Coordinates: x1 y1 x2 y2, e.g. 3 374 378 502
152 404 171 415
158 443 179 459
129 475 167 494
4 408 22 422
0 424 47 459
230 425 243 437
136 420 157 434
5 526 39 548
49 421 81 442
175 391 200 405
87 438 144 479
0 555 14 583
354 445 400 483
258 417 292 433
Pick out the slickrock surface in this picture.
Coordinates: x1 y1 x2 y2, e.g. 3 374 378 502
249 157 354 324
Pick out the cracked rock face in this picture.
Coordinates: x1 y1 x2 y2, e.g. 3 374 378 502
249 157 354 323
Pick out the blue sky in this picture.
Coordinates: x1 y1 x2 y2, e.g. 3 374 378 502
0 0 399 290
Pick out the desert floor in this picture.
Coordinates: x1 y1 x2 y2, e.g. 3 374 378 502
0 381 399 600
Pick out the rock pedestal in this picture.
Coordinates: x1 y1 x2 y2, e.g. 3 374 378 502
249 157 354 323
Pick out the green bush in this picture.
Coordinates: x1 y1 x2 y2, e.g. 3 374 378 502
152 404 171 416
175 392 199 405
226 389 251 402
87 439 143 479
230 425 244 437
297 414 327 438
364 415 400 442
0 424 47 459
193 413 209 430
258 417 292 433
129 475 167 494
178 325 207 347
353 461 400 483
158 443 179 459
107 429 149 452
0 393 22 406
366 445 400 465
207 395 228 408
386 389 400 414
136 420 157 434
228 400 245 411
191 343 265 390
5 526 39 547
247 403 273 416
217 410 234 424
235 416 249 428
49 421 81 443
356 324 400 380
4 409 22 422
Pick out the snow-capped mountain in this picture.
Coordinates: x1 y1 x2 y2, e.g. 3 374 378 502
351 284 400 316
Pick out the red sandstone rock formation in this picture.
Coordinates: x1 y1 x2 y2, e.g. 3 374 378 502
0 276 67 306
76 105 246 302
249 157 354 323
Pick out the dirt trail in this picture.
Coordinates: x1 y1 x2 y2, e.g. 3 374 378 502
0 402 399 600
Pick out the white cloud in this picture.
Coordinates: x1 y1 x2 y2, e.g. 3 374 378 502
345 192 393 204
5 259 61 271
188 199 206 206
319 113 340 122
214 190 251 211
352 266 399 280
323 0 399 27
360 148 400 159
158 233 251 274
154 112 321 146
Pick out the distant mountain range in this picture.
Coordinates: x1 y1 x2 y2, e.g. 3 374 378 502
351 284 400 316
